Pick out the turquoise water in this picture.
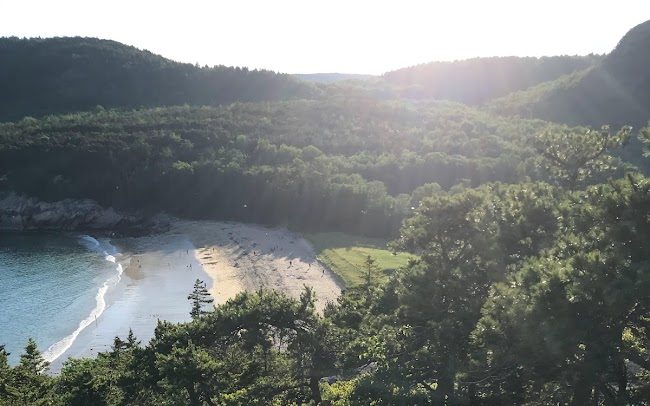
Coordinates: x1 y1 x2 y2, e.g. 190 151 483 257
0 232 117 364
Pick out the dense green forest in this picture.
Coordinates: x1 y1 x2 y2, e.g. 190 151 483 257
0 37 313 122
1 18 649 406
0 98 638 237
1 128 648 405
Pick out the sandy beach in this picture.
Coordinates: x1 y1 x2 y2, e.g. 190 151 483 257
174 220 343 312
50 220 342 371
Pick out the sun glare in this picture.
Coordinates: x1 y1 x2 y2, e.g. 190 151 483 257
1 0 648 73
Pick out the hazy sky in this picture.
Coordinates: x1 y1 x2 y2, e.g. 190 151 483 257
2 0 649 74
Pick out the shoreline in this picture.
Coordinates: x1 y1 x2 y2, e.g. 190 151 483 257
43 236 124 364
49 231 208 372
48 220 342 371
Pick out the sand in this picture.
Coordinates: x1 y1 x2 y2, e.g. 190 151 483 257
49 220 342 372
173 220 343 313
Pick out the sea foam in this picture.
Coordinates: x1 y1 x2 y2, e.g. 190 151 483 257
43 235 123 362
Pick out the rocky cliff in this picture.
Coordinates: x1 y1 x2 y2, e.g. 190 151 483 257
0 192 167 234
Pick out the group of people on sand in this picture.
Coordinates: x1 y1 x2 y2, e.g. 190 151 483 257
169 231 328 279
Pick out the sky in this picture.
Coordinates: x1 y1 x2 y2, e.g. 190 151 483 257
1 0 649 74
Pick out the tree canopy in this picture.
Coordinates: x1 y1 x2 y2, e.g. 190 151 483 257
0 37 314 122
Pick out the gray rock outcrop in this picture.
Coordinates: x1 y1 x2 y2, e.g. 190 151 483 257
0 192 167 234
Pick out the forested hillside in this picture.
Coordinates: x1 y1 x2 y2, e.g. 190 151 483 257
488 20 650 128
0 37 314 121
2 98 635 237
382 55 600 104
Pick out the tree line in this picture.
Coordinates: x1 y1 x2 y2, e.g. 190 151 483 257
0 99 639 237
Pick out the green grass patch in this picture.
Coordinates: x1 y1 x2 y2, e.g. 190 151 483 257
305 232 416 287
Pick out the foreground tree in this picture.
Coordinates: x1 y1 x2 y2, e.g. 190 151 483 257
155 341 220 406
474 175 650 404
533 125 631 189
0 345 11 401
349 183 562 403
8 339 53 405
138 288 337 405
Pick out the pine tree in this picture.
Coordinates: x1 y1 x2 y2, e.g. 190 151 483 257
12 339 52 404
18 338 48 375
0 345 11 399
0 345 9 372
188 279 214 318
126 329 139 348
112 329 140 352
533 125 631 189
362 255 379 302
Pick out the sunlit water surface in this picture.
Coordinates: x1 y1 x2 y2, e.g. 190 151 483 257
0 232 118 364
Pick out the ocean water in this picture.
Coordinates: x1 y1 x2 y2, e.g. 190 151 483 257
0 232 121 365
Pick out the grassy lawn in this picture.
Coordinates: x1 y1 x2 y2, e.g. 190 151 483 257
304 232 416 288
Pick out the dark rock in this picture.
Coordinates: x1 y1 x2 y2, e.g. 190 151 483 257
0 192 169 236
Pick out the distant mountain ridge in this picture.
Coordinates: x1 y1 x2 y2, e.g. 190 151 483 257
293 73 375 83
0 37 314 122
487 20 650 128
2 23 649 131
381 55 601 105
